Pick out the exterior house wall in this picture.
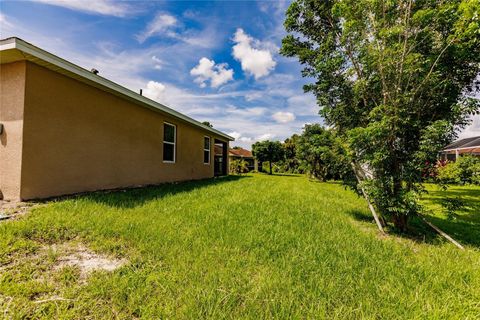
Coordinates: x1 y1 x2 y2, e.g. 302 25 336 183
16 61 227 200
0 61 26 200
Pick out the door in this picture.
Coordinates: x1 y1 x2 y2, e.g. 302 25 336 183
214 140 227 176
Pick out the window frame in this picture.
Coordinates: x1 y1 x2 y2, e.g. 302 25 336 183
203 136 211 165
163 122 176 163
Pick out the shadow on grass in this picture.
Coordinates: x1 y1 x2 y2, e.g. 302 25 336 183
423 187 480 224
255 173 302 177
67 175 251 209
346 209 480 248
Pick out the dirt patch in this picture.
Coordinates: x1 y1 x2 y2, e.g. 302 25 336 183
1 241 127 285
0 200 38 220
52 243 127 280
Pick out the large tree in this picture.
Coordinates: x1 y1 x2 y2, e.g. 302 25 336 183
252 140 285 174
281 0 479 230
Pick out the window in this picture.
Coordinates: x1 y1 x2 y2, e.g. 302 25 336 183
163 123 176 163
203 136 211 164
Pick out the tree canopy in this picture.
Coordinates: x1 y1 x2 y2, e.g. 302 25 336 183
252 140 284 174
281 0 480 230
297 124 352 181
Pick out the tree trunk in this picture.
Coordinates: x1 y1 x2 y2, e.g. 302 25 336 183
392 214 408 232
391 165 409 231
269 161 272 175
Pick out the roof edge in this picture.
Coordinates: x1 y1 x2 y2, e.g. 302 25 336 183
1 37 234 141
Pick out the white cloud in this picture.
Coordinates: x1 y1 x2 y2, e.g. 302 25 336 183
287 94 319 116
272 111 296 123
190 57 234 88
0 13 13 28
458 114 480 138
232 28 276 79
257 133 276 141
30 0 131 17
225 106 266 117
151 55 163 70
136 13 178 43
143 81 166 101
229 132 242 140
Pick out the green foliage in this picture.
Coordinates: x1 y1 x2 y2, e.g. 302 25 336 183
230 159 249 174
437 155 480 185
280 134 302 173
296 124 352 181
437 162 461 184
252 140 284 174
456 155 480 184
281 0 480 230
440 197 465 220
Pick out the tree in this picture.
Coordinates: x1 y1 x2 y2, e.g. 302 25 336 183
297 124 351 181
281 0 480 230
252 140 284 174
282 134 301 172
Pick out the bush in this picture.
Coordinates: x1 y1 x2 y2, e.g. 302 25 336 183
437 155 480 185
437 162 460 184
230 159 249 174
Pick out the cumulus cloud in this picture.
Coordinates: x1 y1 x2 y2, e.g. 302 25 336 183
190 57 234 88
272 111 296 123
136 12 177 43
232 28 276 79
143 81 166 101
229 131 242 140
30 0 131 17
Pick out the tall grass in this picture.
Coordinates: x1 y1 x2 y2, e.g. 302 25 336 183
1 174 479 318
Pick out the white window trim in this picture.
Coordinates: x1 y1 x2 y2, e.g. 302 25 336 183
163 122 176 163
204 136 211 165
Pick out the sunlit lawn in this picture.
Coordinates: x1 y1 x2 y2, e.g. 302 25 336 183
1 174 479 319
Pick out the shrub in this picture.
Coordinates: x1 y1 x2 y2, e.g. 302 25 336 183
437 162 460 184
437 155 480 185
230 159 249 174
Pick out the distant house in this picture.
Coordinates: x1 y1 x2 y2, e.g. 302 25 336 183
439 136 480 161
0 37 234 201
229 147 257 172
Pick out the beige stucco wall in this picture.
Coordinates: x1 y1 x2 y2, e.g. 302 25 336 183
17 61 228 200
0 61 26 200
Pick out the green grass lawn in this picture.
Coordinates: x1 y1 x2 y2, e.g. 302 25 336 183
419 184 480 248
1 174 479 319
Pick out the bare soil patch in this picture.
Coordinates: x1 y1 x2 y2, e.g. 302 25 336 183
52 243 127 280
0 200 38 220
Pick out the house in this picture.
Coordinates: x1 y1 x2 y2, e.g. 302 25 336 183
0 37 234 201
439 136 480 161
228 147 257 172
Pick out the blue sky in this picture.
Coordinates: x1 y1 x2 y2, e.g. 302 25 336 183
1 0 478 146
